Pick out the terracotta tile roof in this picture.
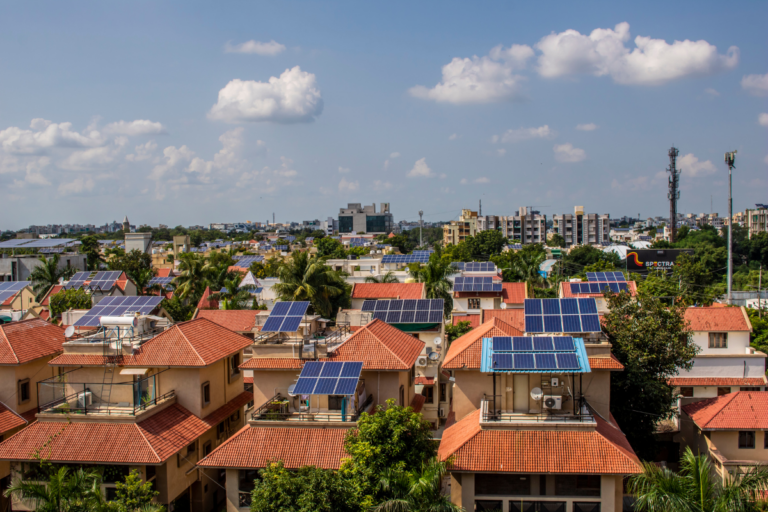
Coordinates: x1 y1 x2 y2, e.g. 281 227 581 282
560 281 638 298
443 318 523 369
49 318 252 367
202 392 253 427
156 268 174 278
351 283 424 300
243 376 253 384
410 394 426 413
197 286 219 311
589 354 624 370
196 310 259 332
197 425 350 470
452 314 480 329
438 409 641 474
0 402 26 435
0 404 209 464
415 377 435 385
668 377 767 386
40 285 64 307
683 392 768 430
481 309 525 332
0 319 66 365
20 408 37 426
240 358 306 370
685 306 751 332
327 319 424 370
227 266 249 275
501 282 527 304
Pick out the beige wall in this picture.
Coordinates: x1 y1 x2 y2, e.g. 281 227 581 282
453 370 493 422
0 356 57 415
710 430 768 463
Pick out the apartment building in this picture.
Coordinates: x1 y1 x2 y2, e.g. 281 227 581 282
440 305 638 511
552 207 610 247
338 203 393 234
745 204 768 238
443 209 479 246
0 317 253 512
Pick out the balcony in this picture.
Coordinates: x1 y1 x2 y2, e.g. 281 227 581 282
479 398 595 428
250 392 374 424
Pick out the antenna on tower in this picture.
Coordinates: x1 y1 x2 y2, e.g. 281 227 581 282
667 147 681 243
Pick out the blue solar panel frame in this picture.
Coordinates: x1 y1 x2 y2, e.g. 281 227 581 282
381 254 431 264
484 336 586 372
453 276 502 292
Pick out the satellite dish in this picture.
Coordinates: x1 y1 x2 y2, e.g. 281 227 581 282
530 387 543 401
64 326 75 338
288 384 297 397
433 337 442 346
500 303 507 310
428 352 440 361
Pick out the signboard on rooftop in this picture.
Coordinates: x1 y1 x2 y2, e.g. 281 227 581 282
626 249 694 273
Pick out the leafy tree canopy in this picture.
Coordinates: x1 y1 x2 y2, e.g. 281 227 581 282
50 289 92 316
446 320 473 343
250 462 356 512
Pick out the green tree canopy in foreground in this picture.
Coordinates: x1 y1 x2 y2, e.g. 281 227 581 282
272 251 350 318
49 288 92 316
28 254 77 301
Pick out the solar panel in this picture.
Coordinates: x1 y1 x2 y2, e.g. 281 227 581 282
587 272 626 282
514 353 536 369
513 337 533 351
486 336 585 372
261 301 310 332
533 337 554 351
556 353 580 369
492 337 512 351
362 298 443 324
492 353 513 369
524 298 601 333
73 296 163 327
87 271 122 291
233 256 264 268
381 254 431 264
293 361 363 395
535 353 557 370
0 282 29 303
462 262 497 272
148 277 174 288
453 276 503 293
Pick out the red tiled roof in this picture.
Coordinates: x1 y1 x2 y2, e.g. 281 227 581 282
197 425 350 470
589 354 624 370
685 306 751 332
351 283 424 300
197 286 219 311
328 319 424 370
40 285 64 307
0 402 26 435
243 377 253 384
560 281 638 298
227 266 249 275
452 314 480 329
202 392 253 427
0 319 66 365
683 392 768 430
438 409 641 474
443 318 523 369
415 376 435 385
196 310 259 332
49 318 252 367
156 268 174 278
501 282 526 304
481 309 525 332
669 377 767 386
410 394 426 413
0 404 209 464
241 358 305 370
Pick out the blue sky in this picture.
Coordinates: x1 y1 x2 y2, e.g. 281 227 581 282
1 0 766 229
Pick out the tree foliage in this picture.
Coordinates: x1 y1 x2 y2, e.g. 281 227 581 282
250 462 356 512
371 458 462 512
445 320 473 343
111 469 162 512
272 251 350 318
108 250 153 279
79 236 105 271
50 289 92 316
408 247 456 317
28 254 77 301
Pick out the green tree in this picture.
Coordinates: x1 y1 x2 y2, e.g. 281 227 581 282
372 458 463 512
173 253 208 300
445 320 473 343
364 271 400 284
464 230 507 259
80 236 105 271
131 268 160 297
315 238 344 258
211 276 255 310
109 250 153 278
508 244 548 290
408 247 457 316
5 463 106 512
249 462 356 512
50 289 92 316
272 251 349 318
160 296 195 322
111 469 163 512
603 290 698 459
386 234 416 255
28 254 77 301
548 233 566 248
628 446 768 511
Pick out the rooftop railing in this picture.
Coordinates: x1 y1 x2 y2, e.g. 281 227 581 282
479 398 595 425
250 392 372 423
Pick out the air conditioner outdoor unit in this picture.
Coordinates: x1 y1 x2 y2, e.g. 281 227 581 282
77 391 93 408
542 395 562 410
416 356 428 367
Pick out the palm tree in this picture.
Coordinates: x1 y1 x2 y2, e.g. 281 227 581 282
28 254 77 301
628 446 768 512
272 251 347 318
210 276 255 310
364 271 400 284
173 253 208 300
510 246 548 291
5 464 106 512
372 458 464 512
129 267 161 297
408 247 456 317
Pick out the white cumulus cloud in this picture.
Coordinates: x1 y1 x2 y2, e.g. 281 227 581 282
553 143 586 163
677 153 716 177
742 73 768 96
224 40 286 56
0 119 104 154
373 180 392 191
576 123 598 131
208 66 323 123
103 120 165 136
338 166 351 174
494 125 554 143
125 141 158 162
407 157 435 178
389 152 400 159
58 176 95 196
338 177 359 192
449 133 459 140
760 113 768 127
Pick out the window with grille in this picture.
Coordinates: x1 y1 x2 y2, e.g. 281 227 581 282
709 333 728 348
468 298 481 309
739 431 755 449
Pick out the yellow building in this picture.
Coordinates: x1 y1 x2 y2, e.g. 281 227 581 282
443 209 478 246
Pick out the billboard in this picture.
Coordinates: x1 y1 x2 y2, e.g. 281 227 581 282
625 249 694 273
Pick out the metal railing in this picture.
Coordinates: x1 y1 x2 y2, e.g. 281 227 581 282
251 393 368 423
480 398 594 424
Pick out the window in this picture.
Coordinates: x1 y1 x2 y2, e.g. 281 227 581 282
229 354 241 381
422 386 434 404
203 441 212 457
399 385 405 406
202 381 211 407
468 298 481 310
230 410 240 422
709 333 728 348
146 465 156 481
554 475 601 496
717 387 731 396
187 441 196 456
439 383 447 402
680 387 693 397
18 379 30 404
217 422 226 437
741 387 761 391
475 501 503 511
739 431 755 449
475 474 531 496
329 395 343 411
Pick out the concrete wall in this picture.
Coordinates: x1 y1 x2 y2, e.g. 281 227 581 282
676 354 765 379
0 254 87 283
692 330 751 355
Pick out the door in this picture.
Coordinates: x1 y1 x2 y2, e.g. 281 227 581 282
513 374 529 413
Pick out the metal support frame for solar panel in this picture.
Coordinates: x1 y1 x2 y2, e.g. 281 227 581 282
360 299 443 324
486 336 585 372
261 301 310 333
524 298 602 334
86 271 122 291
73 296 164 327
293 361 364 396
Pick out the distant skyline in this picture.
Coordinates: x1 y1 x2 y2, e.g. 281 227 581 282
0 1 766 230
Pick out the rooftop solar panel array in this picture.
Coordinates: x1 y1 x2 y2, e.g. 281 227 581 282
412 250 434 256
233 255 264 268
63 272 91 290
361 299 444 323
569 282 629 294
148 277 174 288
0 282 29 303
524 298 601 334
489 335 581 371
86 271 122 291
73 296 164 327
261 301 310 332
586 272 626 282
508 244 523 250
381 254 431 264
0 238 77 249
452 262 497 272
293 361 363 395
453 276 502 292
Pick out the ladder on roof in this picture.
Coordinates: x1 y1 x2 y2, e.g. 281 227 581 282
100 332 121 411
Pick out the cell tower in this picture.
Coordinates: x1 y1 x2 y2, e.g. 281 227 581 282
667 147 680 243
479 199 482 217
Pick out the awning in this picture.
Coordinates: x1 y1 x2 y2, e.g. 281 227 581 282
120 368 150 375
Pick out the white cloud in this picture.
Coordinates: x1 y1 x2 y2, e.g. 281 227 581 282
497 149 506 156
704 88 720 97
576 123 598 131
224 40 286 56
474 177 490 183
208 66 323 123
0 119 104 154
389 152 400 159
760 113 768 127
60 146 118 171
103 120 165 136
460 178 467 184
125 140 158 162
677 153 716 177
338 177 359 192
742 73 768 96
373 180 392 191
58 176 95 195
494 125 554 143
409 44 533 104
553 143 586 163
407 157 435 178
536 22 738 85
449 133 459 140
440 173 447 179
338 166 350 174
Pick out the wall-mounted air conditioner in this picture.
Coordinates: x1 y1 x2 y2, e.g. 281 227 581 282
77 391 93 408
542 395 562 410
416 356 428 367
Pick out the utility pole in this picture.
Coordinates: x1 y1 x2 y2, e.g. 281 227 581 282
418 210 424 248
725 150 737 305
667 147 681 243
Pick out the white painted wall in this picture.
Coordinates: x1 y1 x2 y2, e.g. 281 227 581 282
693 331 751 355
677 355 765 379
452 297 500 314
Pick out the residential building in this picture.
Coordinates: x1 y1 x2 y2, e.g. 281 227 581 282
0 284 36 320
558 280 638 314
349 282 424 310
451 261 526 315
498 208 547 244
552 207 610 247
0 254 87 282
0 318 254 511
440 312 638 511
338 203 393 234
443 209 479 246
56 271 139 307
745 204 768 239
